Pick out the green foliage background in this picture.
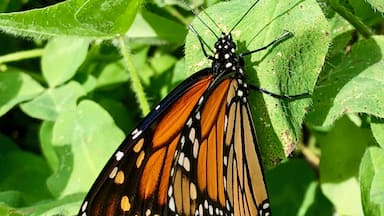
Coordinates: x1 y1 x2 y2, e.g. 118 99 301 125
0 0 383 215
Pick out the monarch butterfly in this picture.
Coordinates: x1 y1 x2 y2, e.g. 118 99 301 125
78 1 308 215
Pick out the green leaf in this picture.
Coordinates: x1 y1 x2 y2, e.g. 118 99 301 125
372 121 384 149
10 194 83 216
20 81 85 121
75 0 142 35
48 100 124 197
0 0 142 38
359 147 384 215
185 0 329 167
267 159 333 215
39 121 59 172
317 116 371 215
42 37 90 87
95 61 129 88
0 69 44 117
0 143 52 206
307 36 384 127
98 98 135 133
366 0 384 13
126 9 187 45
150 52 177 75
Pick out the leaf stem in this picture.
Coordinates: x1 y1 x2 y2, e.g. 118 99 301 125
327 0 373 38
0 49 44 64
118 36 150 116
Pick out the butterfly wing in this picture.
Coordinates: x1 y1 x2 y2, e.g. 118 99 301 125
167 77 271 216
78 69 213 215
78 70 271 216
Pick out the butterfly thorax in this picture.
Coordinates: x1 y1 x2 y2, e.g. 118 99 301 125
211 33 244 77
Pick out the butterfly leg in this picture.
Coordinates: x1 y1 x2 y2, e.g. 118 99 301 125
240 31 292 57
249 84 310 100
242 31 310 100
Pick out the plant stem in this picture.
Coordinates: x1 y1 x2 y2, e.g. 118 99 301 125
118 36 150 116
0 49 44 64
327 0 373 38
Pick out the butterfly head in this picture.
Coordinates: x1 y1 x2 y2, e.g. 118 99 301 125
212 33 243 76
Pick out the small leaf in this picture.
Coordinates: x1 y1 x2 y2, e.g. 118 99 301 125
0 144 52 205
20 81 85 121
366 0 384 13
267 159 333 215
126 9 187 45
42 37 90 87
308 36 384 127
13 194 83 216
317 116 370 215
372 121 384 149
0 69 44 117
95 61 129 88
39 121 59 171
48 100 124 197
0 0 142 38
359 147 384 215
75 0 142 35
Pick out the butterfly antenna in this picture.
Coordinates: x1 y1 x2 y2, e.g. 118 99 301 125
188 24 214 58
181 0 219 39
201 9 223 34
229 0 260 33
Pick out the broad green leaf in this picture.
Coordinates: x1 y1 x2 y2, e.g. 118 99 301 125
75 0 141 35
39 121 59 172
267 159 333 215
0 191 22 209
0 69 44 117
42 37 90 87
95 61 129 88
0 1 8 12
359 147 384 215
366 0 384 13
307 36 384 127
18 194 83 216
0 149 52 206
347 0 383 23
126 9 187 45
185 0 329 167
97 98 135 133
0 0 141 38
372 121 384 149
20 81 85 121
317 116 371 215
150 52 177 75
49 100 124 197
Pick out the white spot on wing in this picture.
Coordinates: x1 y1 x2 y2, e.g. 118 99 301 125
189 127 196 142
169 197 176 211
132 129 142 140
178 152 185 166
195 112 201 120
193 139 199 158
115 151 124 161
183 157 190 172
81 201 88 212
187 118 193 127
168 186 173 196
109 167 118 179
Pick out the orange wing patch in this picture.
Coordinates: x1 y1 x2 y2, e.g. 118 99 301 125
153 77 212 148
